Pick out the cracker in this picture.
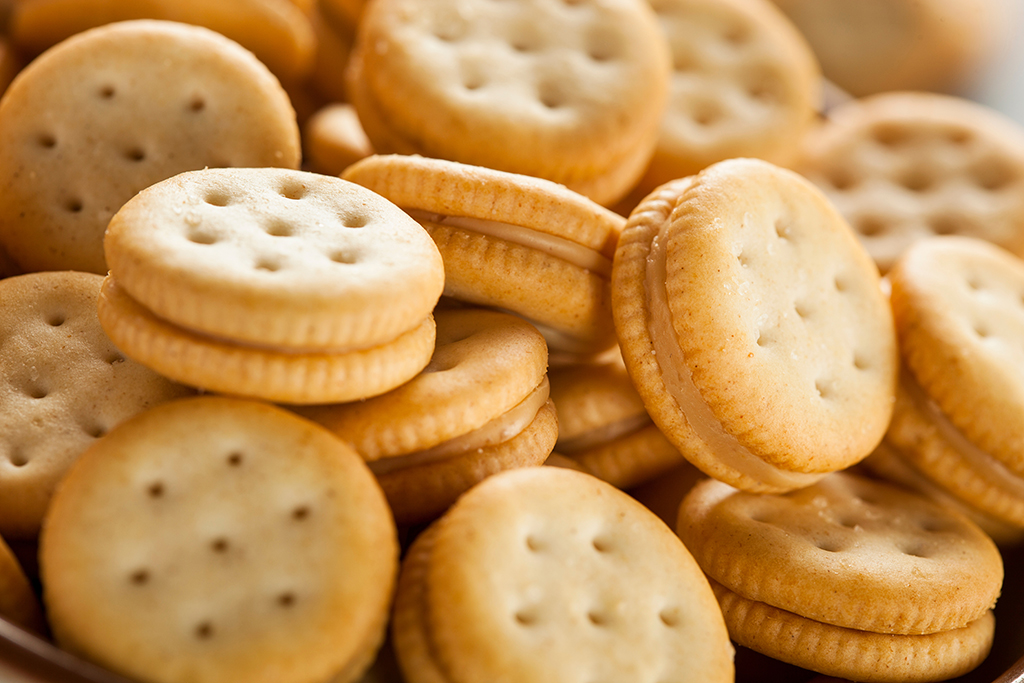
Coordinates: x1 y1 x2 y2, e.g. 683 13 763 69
392 466 734 683
299 308 556 524
637 0 820 195
105 167 443 352
796 92 1024 272
303 104 374 177
771 0 1007 97
612 159 897 492
0 534 45 634
679 473 1002 636
0 271 192 538
345 154 622 354
9 0 316 82
346 0 671 205
40 396 398 683
0 20 300 274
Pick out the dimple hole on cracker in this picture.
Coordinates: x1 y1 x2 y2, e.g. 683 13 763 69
539 82 568 110
856 216 887 237
187 230 218 245
280 182 306 200
194 621 214 640
814 379 833 399
587 610 608 626
292 505 310 521
204 191 231 207
83 423 106 439
973 162 1016 191
8 451 27 468
124 147 146 163
827 168 858 191
930 215 967 236
692 102 722 127
813 537 844 553
659 607 681 627
586 29 620 62
591 535 612 553
329 250 357 265
147 481 165 499
514 609 538 626
277 592 296 608
64 198 84 214
25 382 48 400
794 301 810 319
37 133 56 149
210 538 229 554
900 542 932 559
265 219 295 237
342 213 368 228
853 353 869 371
129 569 150 586
901 170 934 193
255 258 282 273
774 218 791 240
973 323 991 339
672 51 694 72
746 81 778 105
227 452 243 467
462 71 486 91
833 275 849 292
188 96 206 113
98 85 115 100
872 125 909 148
723 23 750 46
525 534 543 552
46 312 65 327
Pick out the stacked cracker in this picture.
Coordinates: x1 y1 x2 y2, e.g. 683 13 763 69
0 0 1021 682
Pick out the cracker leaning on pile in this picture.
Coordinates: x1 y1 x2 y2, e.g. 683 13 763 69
0 0 1021 681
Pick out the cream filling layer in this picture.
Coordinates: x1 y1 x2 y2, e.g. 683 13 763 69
901 369 1024 499
645 229 822 489
368 379 550 476
556 413 652 454
405 209 612 277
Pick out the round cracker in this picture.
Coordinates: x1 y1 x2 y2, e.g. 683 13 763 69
393 466 734 683
0 20 300 274
889 235 1024 480
346 0 671 205
678 473 1003 636
612 159 897 492
638 0 820 194
797 92 1024 272
0 271 192 538
40 395 398 683
105 167 444 352
299 308 548 460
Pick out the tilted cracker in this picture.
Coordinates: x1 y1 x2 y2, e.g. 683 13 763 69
0 20 300 274
300 308 556 524
612 159 897 492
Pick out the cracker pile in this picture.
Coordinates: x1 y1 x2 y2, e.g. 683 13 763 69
0 0 1021 682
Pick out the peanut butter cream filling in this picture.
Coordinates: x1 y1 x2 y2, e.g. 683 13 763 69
368 379 550 475
901 369 1024 499
556 413 653 455
645 227 822 490
404 209 612 277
